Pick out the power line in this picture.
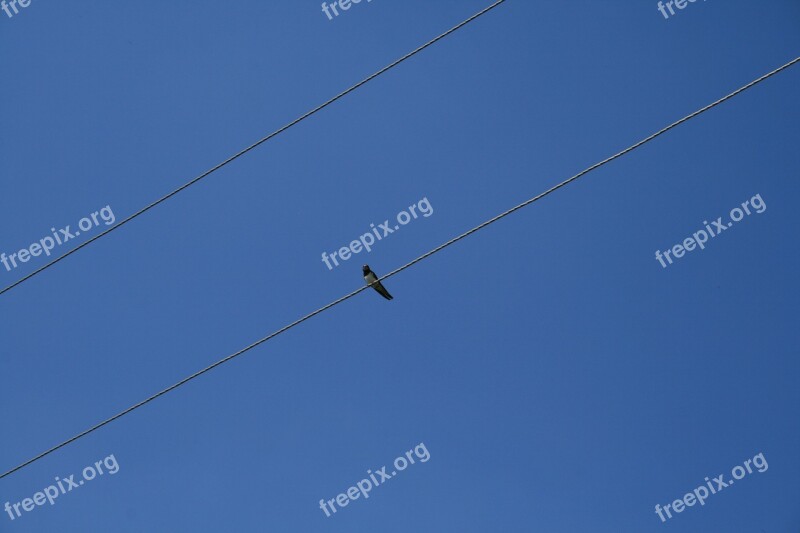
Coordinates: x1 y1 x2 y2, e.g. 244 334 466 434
0 284 368 480
2 55 797 481
0 0 507 298
377 56 800 283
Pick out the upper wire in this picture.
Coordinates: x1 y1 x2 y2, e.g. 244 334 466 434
0 0 508 298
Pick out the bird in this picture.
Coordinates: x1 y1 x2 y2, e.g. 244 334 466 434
363 264 393 300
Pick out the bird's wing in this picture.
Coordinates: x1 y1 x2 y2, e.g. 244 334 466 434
373 281 393 300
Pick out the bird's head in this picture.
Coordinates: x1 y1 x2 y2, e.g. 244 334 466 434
362 265 370 274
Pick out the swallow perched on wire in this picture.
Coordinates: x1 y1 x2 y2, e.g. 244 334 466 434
363 264 393 300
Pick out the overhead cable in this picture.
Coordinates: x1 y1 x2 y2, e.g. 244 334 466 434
0 0 508 298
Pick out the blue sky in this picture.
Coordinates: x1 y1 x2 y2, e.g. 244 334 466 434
1 1 799 531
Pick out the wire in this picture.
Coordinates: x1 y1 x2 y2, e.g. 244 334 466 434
0 284 369 480
0 0 508 298
378 55 800 283
2 55 797 480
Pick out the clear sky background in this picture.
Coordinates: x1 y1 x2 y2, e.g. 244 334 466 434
1 1 799 531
